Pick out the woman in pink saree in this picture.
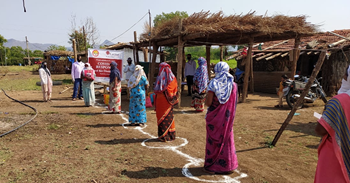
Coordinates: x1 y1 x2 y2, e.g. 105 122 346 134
315 65 350 183
204 62 238 174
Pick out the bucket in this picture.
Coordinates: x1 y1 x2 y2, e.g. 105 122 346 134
103 94 109 105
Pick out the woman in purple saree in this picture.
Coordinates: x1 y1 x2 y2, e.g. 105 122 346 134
204 62 238 174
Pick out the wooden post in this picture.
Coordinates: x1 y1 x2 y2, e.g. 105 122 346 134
206 45 211 80
291 37 300 79
177 36 184 108
83 26 88 61
250 54 254 93
272 51 326 146
220 45 224 61
242 39 253 103
72 39 77 62
144 48 149 62
149 43 158 92
133 31 139 65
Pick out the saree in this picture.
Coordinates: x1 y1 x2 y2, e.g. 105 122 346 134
129 75 148 124
155 79 179 142
191 57 208 112
108 80 121 112
315 93 350 183
191 86 206 112
204 82 238 173
82 65 96 106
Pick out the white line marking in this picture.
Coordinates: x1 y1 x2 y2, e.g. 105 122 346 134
119 112 248 182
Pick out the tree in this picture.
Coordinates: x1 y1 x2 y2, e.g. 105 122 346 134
68 15 99 52
153 11 188 61
47 45 67 51
0 34 7 48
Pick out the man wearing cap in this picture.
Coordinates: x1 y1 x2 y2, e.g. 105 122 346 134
123 57 135 98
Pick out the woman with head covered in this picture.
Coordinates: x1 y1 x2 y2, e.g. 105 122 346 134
314 65 350 183
127 65 149 126
81 63 96 107
204 61 238 174
154 62 179 142
191 57 209 112
38 62 53 102
108 61 122 114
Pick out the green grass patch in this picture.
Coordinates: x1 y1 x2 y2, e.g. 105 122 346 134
48 123 60 130
61 79 73 85
0 146 13 165
0 65 39 73
210 59 237 68
0 77 41 91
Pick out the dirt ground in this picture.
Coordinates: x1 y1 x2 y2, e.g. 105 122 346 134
0 71 326 183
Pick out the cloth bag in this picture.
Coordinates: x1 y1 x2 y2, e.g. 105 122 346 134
146 96 152 108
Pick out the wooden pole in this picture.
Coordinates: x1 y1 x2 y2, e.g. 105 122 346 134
25 36 31 65
206 45 211 80
271 51 326 146
144 48 149 62
220 45 224 61
133 31 139 65
291 37 300 79
242 39 253 103
73 39 77 62
149 43 158 92
250 53 254 93
177 36 184 108
83 26 87 61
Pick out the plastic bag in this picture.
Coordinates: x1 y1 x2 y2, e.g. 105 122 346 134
146 96 152 108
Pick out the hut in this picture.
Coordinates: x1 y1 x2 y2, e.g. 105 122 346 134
134 11 317 106
228 29 350 96
43 50 74 74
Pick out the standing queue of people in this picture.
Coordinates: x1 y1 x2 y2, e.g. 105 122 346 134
39 56 239 175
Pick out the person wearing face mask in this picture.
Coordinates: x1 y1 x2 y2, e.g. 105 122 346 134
38 62 53 102
81 63 96 107
314 65 350 183
185 54 197 96
71 55 85 101
123 57 135 98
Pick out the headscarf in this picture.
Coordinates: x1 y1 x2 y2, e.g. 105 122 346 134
109 61 121 84
128 65 147 89
338 65 350 97
154 62 175 93
207 62 234 104
83 63 93 70
40 62 51 76
193 57 209 93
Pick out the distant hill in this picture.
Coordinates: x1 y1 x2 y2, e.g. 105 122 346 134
4 39 114 51
3 39 71 51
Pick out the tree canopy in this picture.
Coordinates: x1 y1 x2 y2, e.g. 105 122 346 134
68 16 99 52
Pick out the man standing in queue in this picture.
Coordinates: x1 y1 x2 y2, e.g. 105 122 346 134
184 54 197 96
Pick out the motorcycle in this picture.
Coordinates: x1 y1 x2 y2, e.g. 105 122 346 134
284 75 327 109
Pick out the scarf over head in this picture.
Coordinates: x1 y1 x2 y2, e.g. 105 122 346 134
207 62 234 104
154 62 175 93
338 65 350 97
83 63 93 70
194 57 209 93
109 61 121 84
128 65 147 89
40 62 51 76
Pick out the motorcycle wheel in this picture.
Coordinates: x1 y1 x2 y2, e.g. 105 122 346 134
316 88 328 104
286 90 304 109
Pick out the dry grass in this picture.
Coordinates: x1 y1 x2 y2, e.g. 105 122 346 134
141 11 318 40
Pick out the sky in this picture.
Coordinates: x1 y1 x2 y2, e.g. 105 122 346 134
1 0 349 47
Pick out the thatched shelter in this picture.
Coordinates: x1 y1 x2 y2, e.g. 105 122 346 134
134 11 318 106
43 50 74 74
228 29 350 96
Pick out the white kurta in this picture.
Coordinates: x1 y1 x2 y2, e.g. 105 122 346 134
39 68 53 101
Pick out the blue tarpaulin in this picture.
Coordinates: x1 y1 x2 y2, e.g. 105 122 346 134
50 56 60 60
235 68 244 78
67 56 75 63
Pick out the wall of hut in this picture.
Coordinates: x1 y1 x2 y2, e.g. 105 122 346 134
321 49 350 96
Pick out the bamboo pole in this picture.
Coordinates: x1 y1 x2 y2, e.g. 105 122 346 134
144 48 149 62
271 51 326 146
256 53 273 61
149 44 158 92
281 52 289 57
250 52 254 93
242 39 253 103
266 53 282 60
206 45 211 80
291 37 300 79
177 36 184 108
73 39 77 62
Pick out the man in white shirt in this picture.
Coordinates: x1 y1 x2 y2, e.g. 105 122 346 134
184 54 196 96
123 57 135 98
71 55 85 101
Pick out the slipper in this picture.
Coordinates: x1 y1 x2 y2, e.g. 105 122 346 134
274 105 281 108
72 98 76 101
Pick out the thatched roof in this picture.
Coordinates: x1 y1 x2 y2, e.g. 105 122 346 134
105 42 133 50
43 50 73 56
138 11 318 47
